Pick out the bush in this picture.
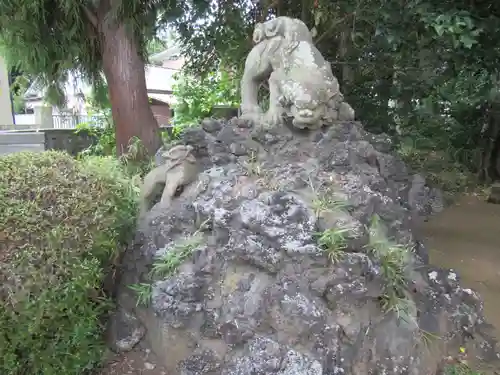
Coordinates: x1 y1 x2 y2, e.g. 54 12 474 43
0 151 140 375
75 122 117 157
172 69 240 126
397 137 480 201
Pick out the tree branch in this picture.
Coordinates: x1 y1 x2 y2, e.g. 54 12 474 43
81 4 99 29
301 0 309 25
314 15 351 46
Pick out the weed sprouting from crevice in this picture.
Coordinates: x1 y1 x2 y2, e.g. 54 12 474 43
128 283 153 307
243 151 263 177
150 232 204 278
315 227 350 263
129 219 209 307
308 177 351 218
367 215 448 348
367 214 413 318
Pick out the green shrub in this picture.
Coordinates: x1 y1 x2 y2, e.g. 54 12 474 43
75 122 117 157
172 69 240 126
397 139 480 201
0 151 140 375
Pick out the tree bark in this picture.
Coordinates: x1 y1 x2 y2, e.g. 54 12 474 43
478 101 500 183
338 26 354 91
99 16 161 158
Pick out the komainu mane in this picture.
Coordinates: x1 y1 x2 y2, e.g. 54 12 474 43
240 16 355 129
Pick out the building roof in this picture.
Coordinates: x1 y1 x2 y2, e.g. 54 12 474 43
149 92 177 105
149 45 182 64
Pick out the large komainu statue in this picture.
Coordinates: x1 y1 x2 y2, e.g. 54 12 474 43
240 16 355 129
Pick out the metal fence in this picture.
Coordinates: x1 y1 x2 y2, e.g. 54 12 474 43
52 115 107 129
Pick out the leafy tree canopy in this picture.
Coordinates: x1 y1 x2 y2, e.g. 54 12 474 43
0 0 168 94
170 0 500 183
172 68 241 126
0 0 191 156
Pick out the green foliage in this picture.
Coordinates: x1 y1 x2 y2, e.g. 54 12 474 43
150 233 204 278
119 137 156 177
170 0 500 192
311 195 351 218
398 139 479 202
160 126 184 145
315 228 349 263
0 0 174 96
76 122 117 158
129 222 207 307
85 80 112 114
172 69 241 126
0 151 140 375
367 214 414 319
147 37 168 55
128 283 153 307
75 124 154 178
10 73 32 114
75 86 115 158
168 0 254 76
444 363 483 375
420 11 482 49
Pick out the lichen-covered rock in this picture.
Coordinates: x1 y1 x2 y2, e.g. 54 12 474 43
107 306 146 353
118 119 496 375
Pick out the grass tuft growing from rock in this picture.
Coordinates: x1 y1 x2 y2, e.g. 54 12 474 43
444 363 483 375
150 232 204 278
0 151 139 375
315 227 350 263
367 214 415 320
129 221 208 307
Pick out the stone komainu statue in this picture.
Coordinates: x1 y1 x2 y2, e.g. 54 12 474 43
240 16 355 130
138 145 199 218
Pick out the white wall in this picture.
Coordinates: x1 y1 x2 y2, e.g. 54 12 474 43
0 55 13 125
14 114 36 125
26 99 87 117
145 65 178 92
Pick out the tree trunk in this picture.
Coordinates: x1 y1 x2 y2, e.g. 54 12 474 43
338 27 354 91
100 18 161 158
478 101 500 183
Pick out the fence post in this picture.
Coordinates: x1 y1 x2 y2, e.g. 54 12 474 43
0 55 14 125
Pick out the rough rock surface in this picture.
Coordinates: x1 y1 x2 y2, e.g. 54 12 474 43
487 182 500 204
117 118 496 375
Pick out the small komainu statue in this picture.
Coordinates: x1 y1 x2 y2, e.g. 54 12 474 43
138 145 199 218
240 16 355 130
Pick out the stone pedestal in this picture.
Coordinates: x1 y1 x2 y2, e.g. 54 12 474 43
0 55 13 125
34 104 54 129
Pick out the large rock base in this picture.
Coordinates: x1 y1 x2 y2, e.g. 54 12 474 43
114 118 496 375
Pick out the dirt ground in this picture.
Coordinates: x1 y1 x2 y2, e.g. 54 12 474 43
420 194 500 373
98 345 168 375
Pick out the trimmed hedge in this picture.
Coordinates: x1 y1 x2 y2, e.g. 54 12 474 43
0 151 139 375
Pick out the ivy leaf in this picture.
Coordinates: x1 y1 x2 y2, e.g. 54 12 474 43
459 34 476 49
433 24 445 36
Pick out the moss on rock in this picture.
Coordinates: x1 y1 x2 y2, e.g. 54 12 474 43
0 151 139 375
